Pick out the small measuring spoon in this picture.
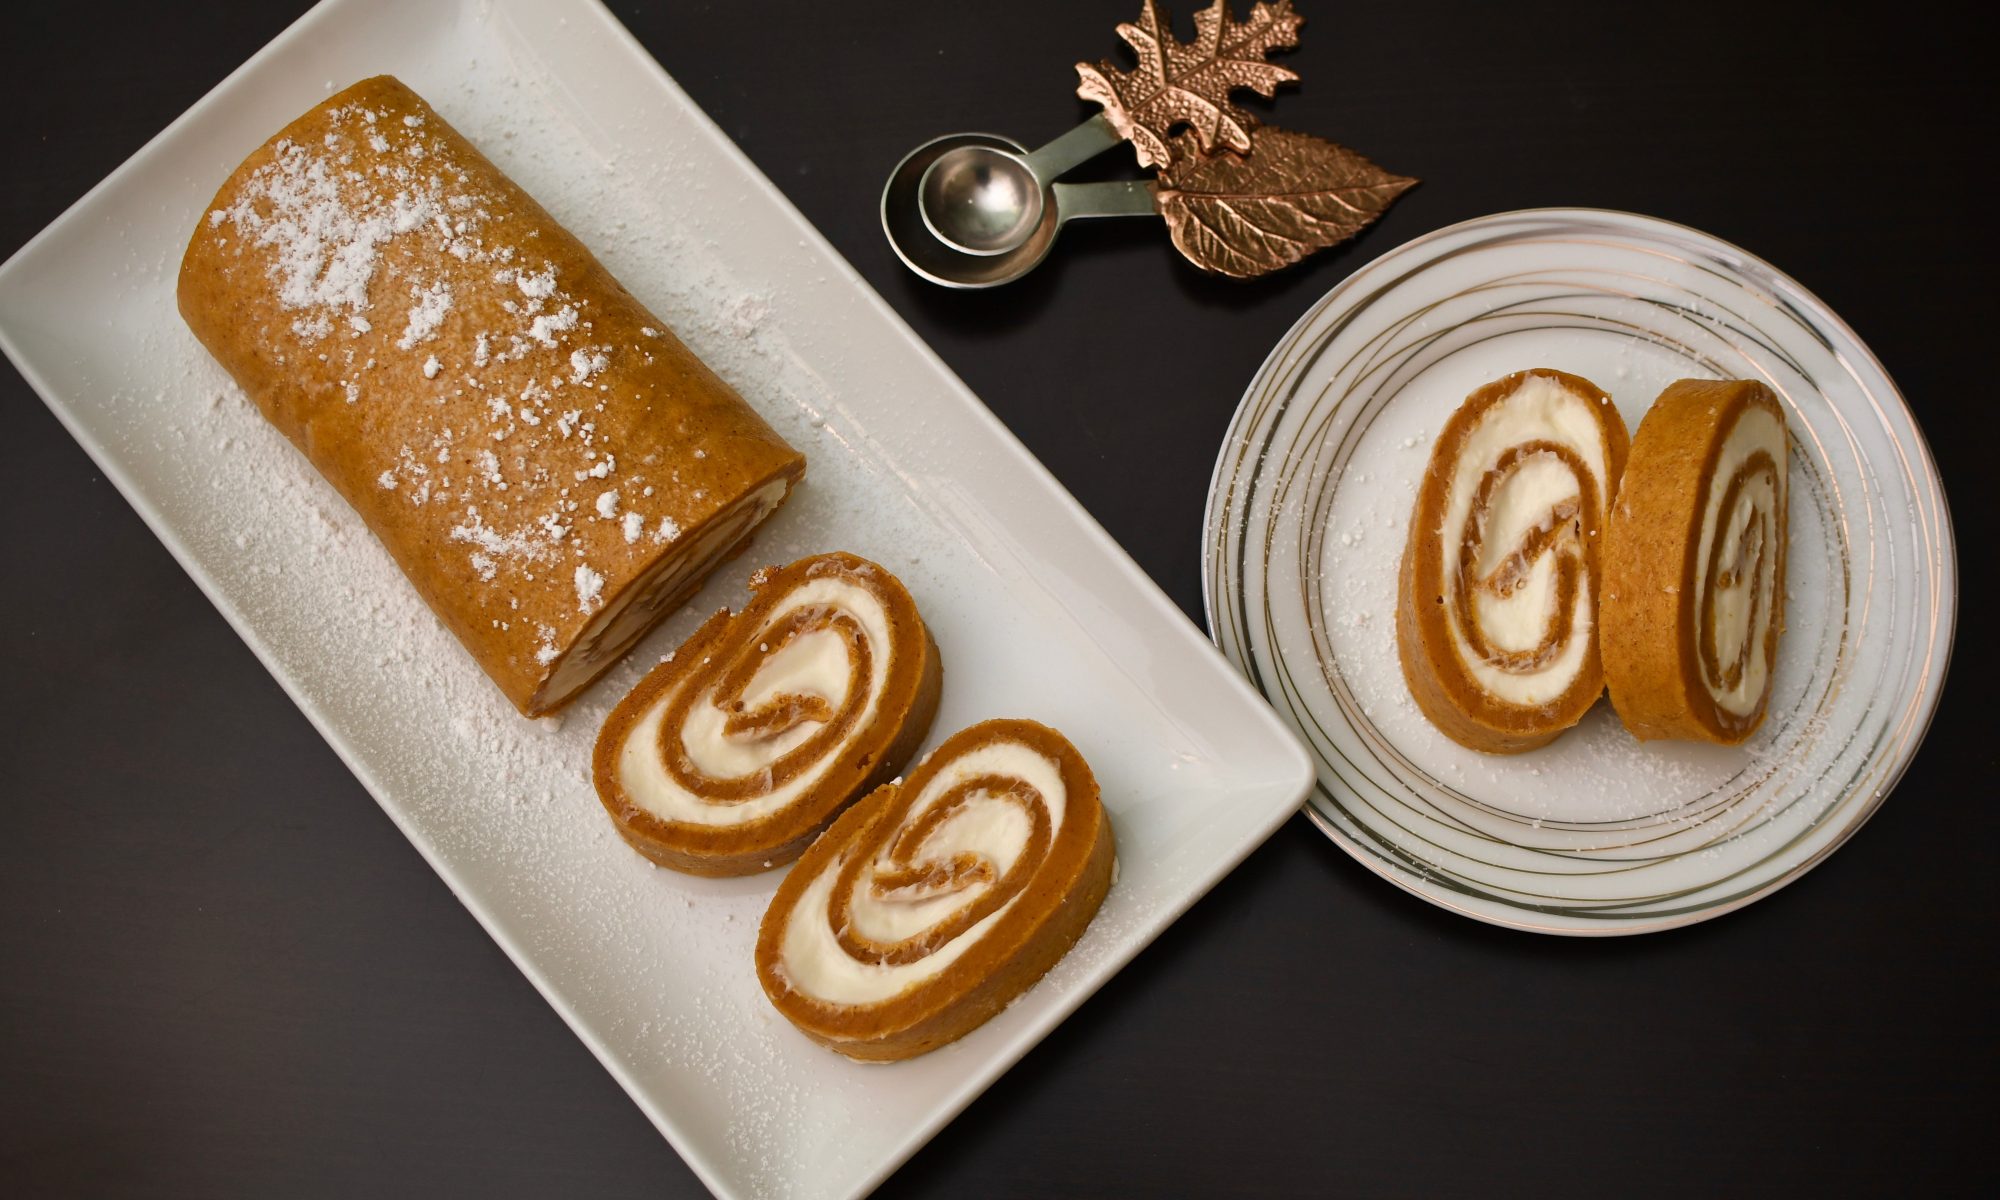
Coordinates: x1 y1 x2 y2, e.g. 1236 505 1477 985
917 113 1121 255
882 127 1158 288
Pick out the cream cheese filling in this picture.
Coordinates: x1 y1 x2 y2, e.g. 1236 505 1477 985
1694 405 1785 717
778 740 1066 1006
679 626 854 778
1438 375 1608 706
616 574 892 826
1471 455 1579 655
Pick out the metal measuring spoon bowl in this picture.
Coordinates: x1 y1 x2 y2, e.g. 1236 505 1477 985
883 132 1063 289
883 123 1160 288
916 114 1122 257
917 145 1045 256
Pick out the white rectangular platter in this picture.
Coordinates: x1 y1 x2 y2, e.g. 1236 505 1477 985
0 1 1314 1196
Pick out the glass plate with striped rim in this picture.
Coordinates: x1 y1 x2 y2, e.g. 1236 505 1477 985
1202 208 1956 935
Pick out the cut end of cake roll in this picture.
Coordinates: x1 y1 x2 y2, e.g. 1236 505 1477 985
531 471 797 715
1395 368 1632 753
755 718 1115 1062
1602 379 1789 744
591 552 942 876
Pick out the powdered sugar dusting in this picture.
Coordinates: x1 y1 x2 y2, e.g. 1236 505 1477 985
573 563 604 612
396 280 453 349
209 139 393 314
526 303 579 347
516 266 556 298
569 347 610 384
198 92 727 623
79 31 1209 1200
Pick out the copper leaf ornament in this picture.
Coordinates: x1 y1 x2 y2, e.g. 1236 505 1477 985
1076 0 1304 169
1153 127 1416 277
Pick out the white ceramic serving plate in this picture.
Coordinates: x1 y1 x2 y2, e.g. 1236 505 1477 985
0 1 1314 1195
1204 209 1955 935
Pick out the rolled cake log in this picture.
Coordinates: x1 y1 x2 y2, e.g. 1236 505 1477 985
177 76 805 715
1602 379 1789 743
1397 369 1631 753
592 552 942 876
756 718 1115 1062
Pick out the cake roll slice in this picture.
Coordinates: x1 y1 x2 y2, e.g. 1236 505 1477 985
593 553 942 876
756 719 1115 1062
1602 380 1789 743
1397 369 1631 753
178 77 805 716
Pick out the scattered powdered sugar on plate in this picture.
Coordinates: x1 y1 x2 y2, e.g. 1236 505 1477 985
1308 335 1841 839
51 17 1272 1197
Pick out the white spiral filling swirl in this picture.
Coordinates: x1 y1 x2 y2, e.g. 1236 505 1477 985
616 575 893 826
1693 404 1786 718
776 740 1067 1006
1439 374 1609 706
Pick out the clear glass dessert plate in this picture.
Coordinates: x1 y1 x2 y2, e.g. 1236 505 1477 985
1202 208 1955 935
0 1 1314 1196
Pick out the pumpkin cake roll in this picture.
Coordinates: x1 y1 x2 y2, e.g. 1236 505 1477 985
593 553 942 876
756 718 1115 1062
1397 369 1631 753
178 76 805 716
1602 379 1789 744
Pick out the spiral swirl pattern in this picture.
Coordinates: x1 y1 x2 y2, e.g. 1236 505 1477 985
757 719 1115 1061
1603 379 1788 744
1397 369 1630 753
592 552 940 876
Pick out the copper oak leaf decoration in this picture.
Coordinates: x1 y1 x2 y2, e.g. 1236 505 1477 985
1154 127 1415 278
1076 0 1304 169
1075 1 1417 278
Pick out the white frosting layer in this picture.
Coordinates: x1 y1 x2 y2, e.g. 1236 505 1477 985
1472 454 1577 655
616 573 892 826
849 795 1032 943
1439 375 1608 705
778 739 1066 1006
1695 404 1785 717
680 625 853 778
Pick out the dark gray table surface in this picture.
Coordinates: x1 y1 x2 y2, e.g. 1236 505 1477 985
3 2 1990 1196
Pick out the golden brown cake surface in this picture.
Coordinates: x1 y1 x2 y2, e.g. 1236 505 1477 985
592 552 942 876
177 76 805 715
1602 379 1789 743
1396 368 1630 753
756 718 1114 1062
